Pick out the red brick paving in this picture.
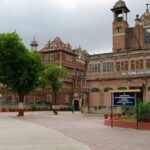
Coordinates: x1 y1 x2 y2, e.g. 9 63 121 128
19 111 150 150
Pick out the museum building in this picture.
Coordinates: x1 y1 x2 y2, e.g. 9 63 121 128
0 0 150 113
86 0 150 113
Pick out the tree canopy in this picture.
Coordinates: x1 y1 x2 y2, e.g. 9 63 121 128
0 33 43 95
0 33 44 115
44 63 68 104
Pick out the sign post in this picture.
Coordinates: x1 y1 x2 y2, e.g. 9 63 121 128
0 94 2 112
111 89 141 129
111 93 113 128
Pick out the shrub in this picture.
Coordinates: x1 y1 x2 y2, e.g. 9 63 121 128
30 105 37 111
137 101 150 122
10 107 17 112
49 103 52 110
122 107 135 116
1 107 6 112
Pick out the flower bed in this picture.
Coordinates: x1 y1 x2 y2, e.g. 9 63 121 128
104 117 150 130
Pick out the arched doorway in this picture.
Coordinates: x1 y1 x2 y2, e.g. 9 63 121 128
74 100 79 110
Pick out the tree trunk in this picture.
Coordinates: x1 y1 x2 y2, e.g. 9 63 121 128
17 93 24 116
54 91 56 105
53 91 58 115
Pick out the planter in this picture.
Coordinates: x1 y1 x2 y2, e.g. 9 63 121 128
104 118 150 130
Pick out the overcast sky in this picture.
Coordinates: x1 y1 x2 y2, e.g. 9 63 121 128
0 0 149 54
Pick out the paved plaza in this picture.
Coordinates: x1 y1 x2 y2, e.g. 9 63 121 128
1 111 150 150
0 112 90 150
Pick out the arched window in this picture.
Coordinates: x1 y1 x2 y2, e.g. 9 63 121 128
91 88 100 93
104 87 113 92
118 87 127 90
147 86 150 91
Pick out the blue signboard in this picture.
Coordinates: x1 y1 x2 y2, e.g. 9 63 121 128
113 92 136 106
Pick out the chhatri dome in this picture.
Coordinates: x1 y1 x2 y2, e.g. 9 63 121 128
113 0 127 9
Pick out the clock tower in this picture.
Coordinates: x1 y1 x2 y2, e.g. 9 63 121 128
111 0 130 52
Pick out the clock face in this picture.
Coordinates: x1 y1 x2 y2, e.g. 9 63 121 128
144 28 150 44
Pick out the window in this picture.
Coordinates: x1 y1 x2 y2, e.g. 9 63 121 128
66 55 72 62
94 64 98 72
118 87 127 90
104 87 113 92
116 27 121 34
147 86 150 91
146 59 150 69
136 59 144 70
98 63 101 72
117 61 128 71
82 80 85 87
124 61 128 71
47 94 52 103
43 54 54 62
92 64 94 72
130 60 135 70
116 62 120 71
103 63 107 72
88 63 101 73
107 62 114 72
65 94 69 104
136 60 139 70
43 54 49 62
121 62 124 71
91 88 100 93
76 71 84 76
144 28 150 44
139 60 143 69
88 64 92 73
103 62 114 72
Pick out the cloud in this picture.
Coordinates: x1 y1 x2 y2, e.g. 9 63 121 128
0 0 149 54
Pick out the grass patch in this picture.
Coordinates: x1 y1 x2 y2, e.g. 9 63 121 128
121 117 137 122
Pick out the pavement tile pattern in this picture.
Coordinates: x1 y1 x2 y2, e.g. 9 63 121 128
18 111 150 150
0 112 90 150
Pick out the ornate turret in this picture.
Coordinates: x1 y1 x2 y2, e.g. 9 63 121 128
111 0 130 22
30 37 38 51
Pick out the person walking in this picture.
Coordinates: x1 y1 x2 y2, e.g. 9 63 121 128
71 103 75 114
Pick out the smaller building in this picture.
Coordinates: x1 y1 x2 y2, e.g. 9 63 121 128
40 37 88 109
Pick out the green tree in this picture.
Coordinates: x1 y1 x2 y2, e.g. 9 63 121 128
45 63 67 114
0 33 44 116
37 67 50 104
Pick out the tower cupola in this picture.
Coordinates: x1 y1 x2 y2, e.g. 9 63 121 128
111 0 130 22
111 0 130 52
30 37 38 51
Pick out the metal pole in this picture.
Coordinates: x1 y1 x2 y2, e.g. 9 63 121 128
136 93 139 130
111 93 113 128
0 94 2 112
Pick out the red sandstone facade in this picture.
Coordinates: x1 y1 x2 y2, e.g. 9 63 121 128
39 37 88 109
86 0 150 113
0 0 150 113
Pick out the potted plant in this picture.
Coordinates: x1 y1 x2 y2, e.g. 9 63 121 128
104 114 109 119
